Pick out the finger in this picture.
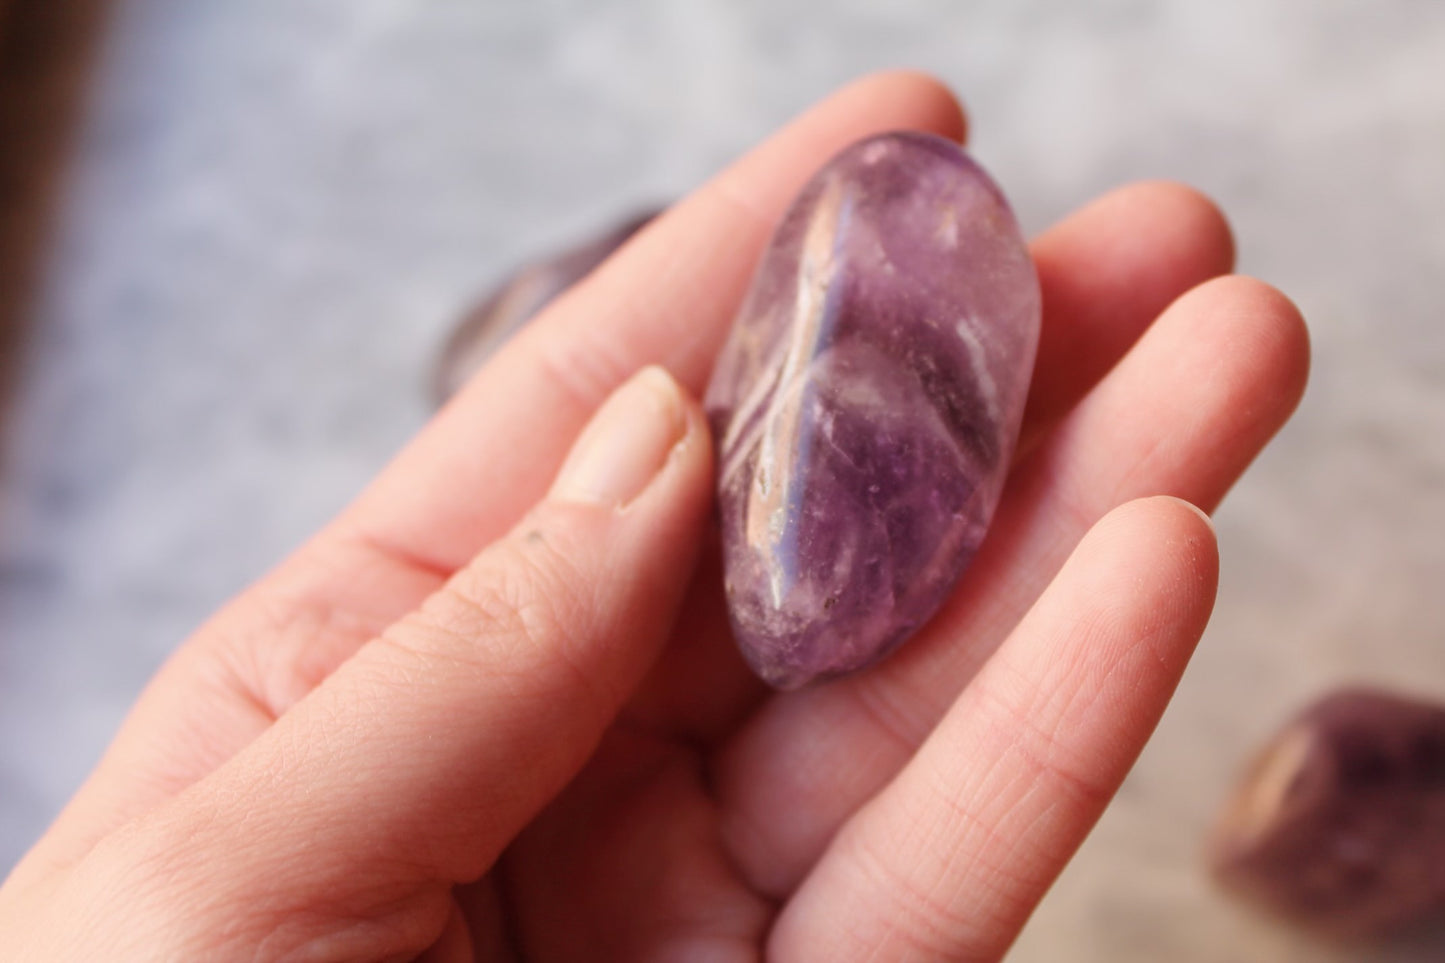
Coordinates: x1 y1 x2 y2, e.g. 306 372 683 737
497 729 773 959
349 69 966 572
15 70 966 880
454 880 522 963
621 178 1236 746
70 369 714 959
416 902 473 963
1020 180 1234 451
769 497 1218 961
714 276 1309 895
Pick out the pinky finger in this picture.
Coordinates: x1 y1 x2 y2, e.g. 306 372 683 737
769 496 1219 962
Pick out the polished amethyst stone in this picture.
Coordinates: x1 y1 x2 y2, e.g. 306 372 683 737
704 132 1041 689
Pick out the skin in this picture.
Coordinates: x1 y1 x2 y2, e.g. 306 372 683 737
0 72 1309 961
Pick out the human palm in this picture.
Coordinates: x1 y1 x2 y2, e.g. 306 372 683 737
0 73 1307 961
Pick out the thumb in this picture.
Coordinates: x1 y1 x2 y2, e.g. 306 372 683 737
85 366 714 958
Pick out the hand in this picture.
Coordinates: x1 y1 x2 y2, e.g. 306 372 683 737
0 72 1308 961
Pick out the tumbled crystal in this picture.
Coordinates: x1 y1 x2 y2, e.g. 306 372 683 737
432 208 660 403
704 132 1041 689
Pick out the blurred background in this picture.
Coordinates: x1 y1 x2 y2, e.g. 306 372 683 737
1 1 1442 959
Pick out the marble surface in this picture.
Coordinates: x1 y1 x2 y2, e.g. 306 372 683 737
1 1 1443 959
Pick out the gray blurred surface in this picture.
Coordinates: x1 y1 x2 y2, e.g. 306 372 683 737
2 1 1444 959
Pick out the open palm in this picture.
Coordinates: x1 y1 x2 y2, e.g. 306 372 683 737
0 73 1308 962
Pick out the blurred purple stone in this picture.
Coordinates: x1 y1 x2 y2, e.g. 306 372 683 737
432 208 660 403
704 132 1041 689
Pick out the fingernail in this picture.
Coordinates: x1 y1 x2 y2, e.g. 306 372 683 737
1174 496 1215 532
551 366 690 508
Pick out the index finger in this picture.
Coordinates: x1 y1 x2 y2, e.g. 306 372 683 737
346 70 968 572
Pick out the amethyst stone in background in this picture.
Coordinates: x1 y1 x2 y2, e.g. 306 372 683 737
432 209 660 404
704 132 1041 689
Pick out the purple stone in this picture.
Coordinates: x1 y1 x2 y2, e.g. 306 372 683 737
704 132 1041 689
432 208 660 403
